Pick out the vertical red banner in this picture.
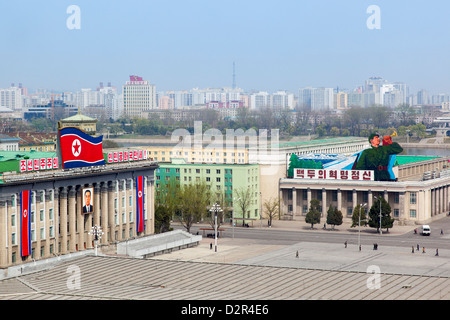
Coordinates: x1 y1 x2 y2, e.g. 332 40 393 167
136 176 145 233
21 190 31 257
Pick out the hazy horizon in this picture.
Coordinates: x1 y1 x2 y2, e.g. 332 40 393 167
1 0 450 95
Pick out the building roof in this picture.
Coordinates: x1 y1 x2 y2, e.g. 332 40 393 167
274 137 365 148
394 155 440 166
60 112 97 122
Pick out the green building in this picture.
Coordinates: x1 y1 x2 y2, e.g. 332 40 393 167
155 158 261 222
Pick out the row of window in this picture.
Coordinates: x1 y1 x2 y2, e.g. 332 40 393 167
290 205 416 218
288 190 417 204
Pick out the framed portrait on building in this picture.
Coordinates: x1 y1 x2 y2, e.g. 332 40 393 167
82 187 94 214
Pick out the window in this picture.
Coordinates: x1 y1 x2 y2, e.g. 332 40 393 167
410 209 417 218
40 209 44 222
410 192 417 205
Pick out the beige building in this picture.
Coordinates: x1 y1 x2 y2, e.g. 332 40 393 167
279 155 450 225
58 112 98 135
0 158 158 270
123 75 156 118
145 145 249 164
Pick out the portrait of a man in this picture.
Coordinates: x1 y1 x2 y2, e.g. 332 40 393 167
82 187 94 214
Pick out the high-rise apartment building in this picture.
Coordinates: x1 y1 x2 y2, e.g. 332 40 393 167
0 86 23 111
123 75 156 117
299 87 333 111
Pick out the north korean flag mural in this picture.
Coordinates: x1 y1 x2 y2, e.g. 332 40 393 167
59 127 105 169
136 176 145 233
21 190 31 257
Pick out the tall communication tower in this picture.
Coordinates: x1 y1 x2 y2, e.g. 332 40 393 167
232 61 236 89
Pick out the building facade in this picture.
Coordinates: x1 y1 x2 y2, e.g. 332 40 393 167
123 75 156 118
0 151 158 270
155 159 260 221
279 155 450 225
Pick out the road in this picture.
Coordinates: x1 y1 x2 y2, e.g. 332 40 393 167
180 216 450 250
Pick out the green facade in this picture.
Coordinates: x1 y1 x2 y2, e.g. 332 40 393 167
155 158 261 220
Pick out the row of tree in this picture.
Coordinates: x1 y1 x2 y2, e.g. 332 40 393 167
16 103 437 141
305 197 395 232
154 179 282 234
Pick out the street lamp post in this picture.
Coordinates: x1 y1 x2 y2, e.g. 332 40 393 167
209 203 222 252
375 196 383 235
88 225 104 256
358 203 367 251
232 197 241 240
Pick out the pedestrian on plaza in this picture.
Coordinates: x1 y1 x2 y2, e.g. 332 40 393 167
359 245 361 251
210 243 212 250
441 229 444 235
435 249 439 256
344 241 347 248
412 246 414 253
296 250 299 258
422 247 426 253
417 244 420 251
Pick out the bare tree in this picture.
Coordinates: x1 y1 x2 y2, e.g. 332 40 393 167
263 197 279 227
234 187 252 226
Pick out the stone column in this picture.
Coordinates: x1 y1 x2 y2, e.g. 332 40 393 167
93 184 100 232
0 199 7 268
307 188 311 211
322 189 327 217
68 187 76 252
292 187 297 216
125 179 131 238
59 188 68 254
337 189 342 213
145 177 153 235
77 186 85 250
117 181 123 241
108 181 115 242
100 182 108 245
368 190 373 209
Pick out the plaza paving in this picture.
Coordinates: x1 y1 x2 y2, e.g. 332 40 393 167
0 219 449 300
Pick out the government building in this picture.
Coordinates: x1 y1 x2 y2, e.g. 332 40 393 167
279 153 450 225
0 140 158 270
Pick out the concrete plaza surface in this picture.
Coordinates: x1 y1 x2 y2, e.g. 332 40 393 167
159 219 450 277
1 218 450 300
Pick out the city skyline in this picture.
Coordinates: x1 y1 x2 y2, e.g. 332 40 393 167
1 1 450 94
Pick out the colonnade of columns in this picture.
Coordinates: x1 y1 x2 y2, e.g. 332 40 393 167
0 176 155 268
279 184 450 224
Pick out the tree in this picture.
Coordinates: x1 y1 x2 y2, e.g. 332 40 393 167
263 197 280 227
326 204 343 229
176 182 211 233
368 197 395 233
154 205 172 233
351 204 367 228
305 199 321 229
234 187 252 226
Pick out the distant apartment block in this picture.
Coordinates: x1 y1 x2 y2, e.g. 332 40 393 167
145 144 248 164
155 159 261 221
123 75 156 117
298 87 333 111
0 86 23 111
